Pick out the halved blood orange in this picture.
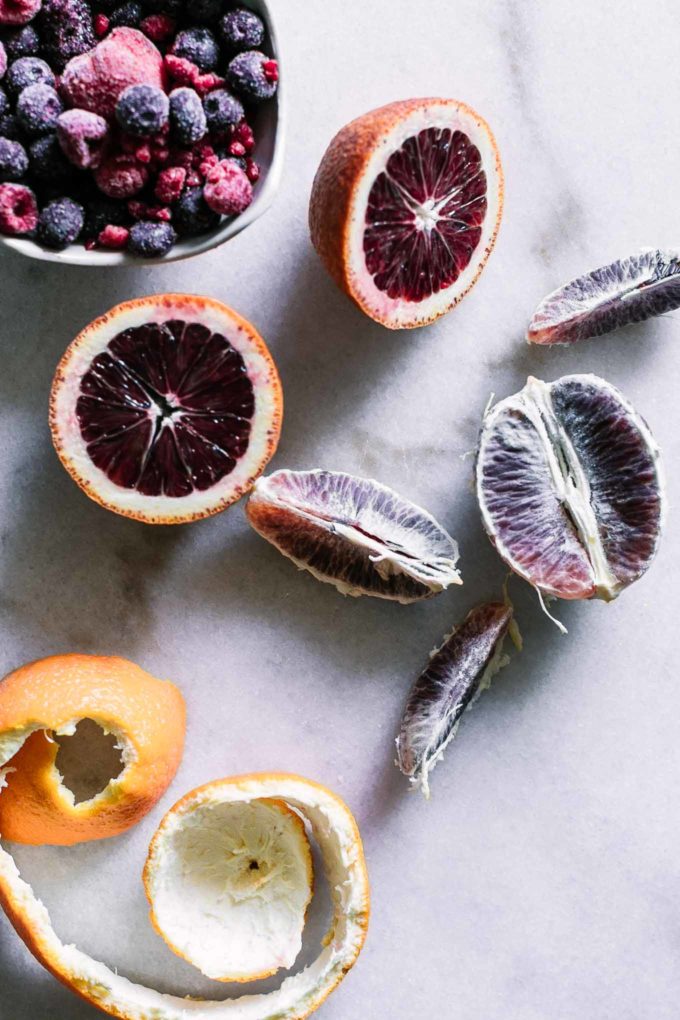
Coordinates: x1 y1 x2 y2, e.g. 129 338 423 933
309 98 503 329
49 295 283 524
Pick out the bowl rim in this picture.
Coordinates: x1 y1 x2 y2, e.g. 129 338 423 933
0 0 285 267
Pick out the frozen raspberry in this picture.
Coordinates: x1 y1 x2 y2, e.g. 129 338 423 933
3 24 40 58
245 156 259 183
94 151 148 197
127 217 174 256
6 55 54 95
168 86 205 144
228 139 245 157
56 108 108 168
97 222 128 248
191 71 223 96
219 8 264 52
139 13 174 42
36 195 83 248
227 51 278 103
154 163 184 202
233 120 255 153
171 27 219 72
0 41 6 79
115 83 168 136
127 198 169 220
29 130 74 186
38 0 95 71
16 82 62 135
93 12 109 36
164 52 198 87
203 88 243 136
0 136 28 179
0 0 42 27
0 181 37 232
173 183 217 236
61 27 165 119
203 158 252 216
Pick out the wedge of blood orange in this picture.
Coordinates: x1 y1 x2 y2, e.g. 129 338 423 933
310 98 503 329
49 295 283 524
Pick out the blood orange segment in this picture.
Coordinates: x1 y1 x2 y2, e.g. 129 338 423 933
310 98 503 330
476 375 665 602
50 295 282 524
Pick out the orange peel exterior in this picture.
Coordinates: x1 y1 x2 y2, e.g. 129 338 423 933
0 654 186 845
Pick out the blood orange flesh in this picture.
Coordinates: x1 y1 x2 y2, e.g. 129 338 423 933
50 295 282 523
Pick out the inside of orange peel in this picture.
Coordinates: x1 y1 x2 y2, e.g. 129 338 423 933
0 774 369 1020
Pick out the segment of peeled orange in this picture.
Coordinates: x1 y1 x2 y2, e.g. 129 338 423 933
0 654 185 845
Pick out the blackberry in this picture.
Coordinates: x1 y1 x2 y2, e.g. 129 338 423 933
16 83 63 136
203 89 244 136
190 0 222 24
173 186 219 237
128 218 176 257
171 27 220 72
83 195 128 238
3 25 41 60
168 87 206 145
6 57 55 97
38 0 96 72
29 132 76 188
227 51 277 103
220 8 265 52
115 84 169 137
36 195 84 248
0 137 28 181
109 1 143 27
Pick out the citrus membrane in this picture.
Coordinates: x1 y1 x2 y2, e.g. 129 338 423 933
0 655 185 846
396 603 513 798
0 774 370 1020
144 797 314 983
246 469 462 602
476 375 665 601
528 249 680 345
309 98 503 329
50 295 283 524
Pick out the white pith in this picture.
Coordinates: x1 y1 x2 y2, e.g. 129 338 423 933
249 471 462 603
477 375 666 602
146 799 313 982
51 296 280 522
346 101 502 326
0 775 369 1020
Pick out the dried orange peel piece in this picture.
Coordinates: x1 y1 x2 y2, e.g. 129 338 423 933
0 773 370 1020
0 654 186 845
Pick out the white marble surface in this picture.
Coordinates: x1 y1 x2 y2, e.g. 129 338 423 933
2 1 680 1017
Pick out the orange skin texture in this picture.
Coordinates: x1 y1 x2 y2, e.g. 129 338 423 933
309 98 504 329
0 654 186 845
49 294 284 525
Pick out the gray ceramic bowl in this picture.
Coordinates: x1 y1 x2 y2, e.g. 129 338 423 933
0 0 284 266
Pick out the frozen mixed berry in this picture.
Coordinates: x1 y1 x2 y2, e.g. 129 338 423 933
227 50 277 103
115 82 168 136
168 86 205 144
0 40 6 78
0 181 37 232
171 26 219 72
97 222 128 247
138 12 173 42
94 150 147 197
0 135 28 179
6 55 54 96
202 88 243 135
154 163 184 202
0 0 42 27
203 158 252 216
127 217 174 256
109 1 142 28
16 82 62 135
173 183 218 236
93 11 109 36
82 192 127 236
36 194 83 247
3 23 40 58
38 0 96 71
56 108 108 168
220 8 264 52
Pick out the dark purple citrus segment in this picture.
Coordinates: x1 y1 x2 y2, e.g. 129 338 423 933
478 404 595 599
76 320 254 498
364 127 487 303
551 378 663 585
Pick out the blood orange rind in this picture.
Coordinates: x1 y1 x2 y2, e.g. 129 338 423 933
0 773 369 1020
246 468 462 602
476 375 665 602
49 294 283 524
0 654 185 846
310 98 503 330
